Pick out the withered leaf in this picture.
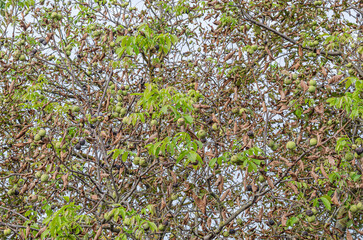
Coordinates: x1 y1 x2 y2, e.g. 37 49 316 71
207 216 212 228
331 190 340 206
267 177 274 189
287 182 298 194
300 80 309 91
183 212 189 225
320 163 329 179
220 189 231 202
94 226 103 240
328 74 344 84
224 50 235 62
298 45 303 57
310 166 319 182
258 206 264 222
161 198 166 210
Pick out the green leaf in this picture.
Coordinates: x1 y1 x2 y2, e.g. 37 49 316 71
177 150 188 164
209 158 217 168
116 47 126 57
41 229 50 239
152 141 163 156
187 151 198 163
146 205 155 215
294 107 302 118
170 34 178 44
320 196 331 211
126 46 133 55
247 162 257 172
165 36 171 52
183 114 193 124
286 216 299 227
345 78 352 89
122 151 128 162
110 148 122 160
148 221 158 232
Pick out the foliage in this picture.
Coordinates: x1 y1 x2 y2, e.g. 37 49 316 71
0 0 362 239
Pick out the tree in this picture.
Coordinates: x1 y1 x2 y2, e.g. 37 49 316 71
0 0 362 239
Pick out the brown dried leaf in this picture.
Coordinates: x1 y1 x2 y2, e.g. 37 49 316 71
52 168 59 180
289 171 299 181
320 163 329 179
224 50 235 62
279 89 286 100
212 113 218 123
252 182 257 192
94 226 102 240
279 156 291 165
205 151 215 160
309 190 317 200
298 45 303 57
8 79 15 95
15 125 31 139
298 160 304 172
170 171 177 183
300 80 309 91
328 74 344 84
28 180 37 191
60 151 67 160
314 105 324 115
269 161 281 167
14 142 29 147
258 206 264 222
91 195 98 201
331 190 341 206
233 86 238 101
220 189 231 202
265 46 275 60
311 166 319 182
321 67 327 77
100 173 109 179
215 175 222 187
201 195 207 215
292 61 300 70
287 183 298 194
192 192 202 207
279 104 288 111
222 210 227 221
238 48 242 59
236 197 241 207
20 183 28 195
192 104 210 109
327 156 335 166
218 176 224 193
35 226 47 238
161 198 166 210
207 216 212 228
18 162 27 173
62 173 69 191
204 13 212 20
281 213 287 227
213 20 221 25
267 177 274 189
346 231 353 240
183 212 189 225
26 225 30 238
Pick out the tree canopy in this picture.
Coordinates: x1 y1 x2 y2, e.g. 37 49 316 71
0 0 362 239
